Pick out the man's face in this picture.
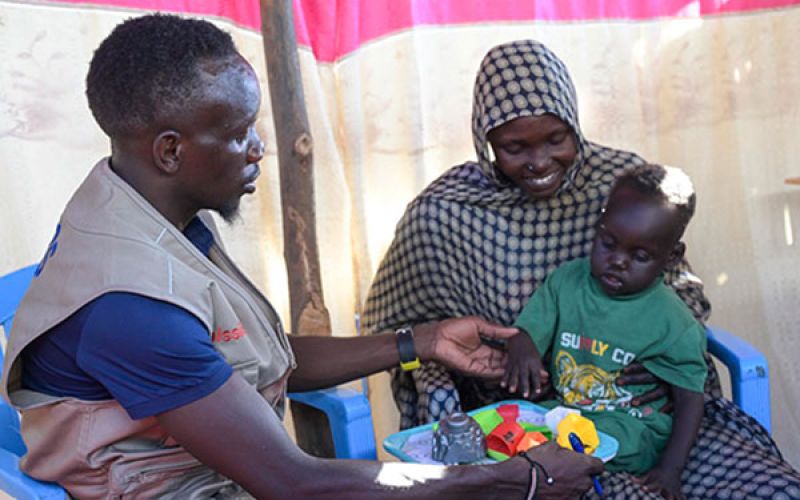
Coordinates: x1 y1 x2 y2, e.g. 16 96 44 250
590 186 682 296
487 114 577 199
177 59 264 222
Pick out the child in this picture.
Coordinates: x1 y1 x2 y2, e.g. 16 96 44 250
504 163 706 499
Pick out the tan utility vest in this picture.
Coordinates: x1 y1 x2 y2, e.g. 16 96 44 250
1 159 296 498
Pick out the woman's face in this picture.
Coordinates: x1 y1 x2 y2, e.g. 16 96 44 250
487 114 577 199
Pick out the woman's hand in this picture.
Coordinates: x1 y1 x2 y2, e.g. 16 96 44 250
501 332 549 398
616 362 673 412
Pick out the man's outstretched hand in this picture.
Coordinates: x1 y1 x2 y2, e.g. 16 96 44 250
502 442 605 499
414 317 518 378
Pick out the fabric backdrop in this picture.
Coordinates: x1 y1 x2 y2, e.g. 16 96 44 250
1 0 798 466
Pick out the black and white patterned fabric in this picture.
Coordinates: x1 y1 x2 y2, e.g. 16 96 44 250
364 39 800 498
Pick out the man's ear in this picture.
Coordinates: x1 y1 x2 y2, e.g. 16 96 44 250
668 241 686 268
152 130 182 175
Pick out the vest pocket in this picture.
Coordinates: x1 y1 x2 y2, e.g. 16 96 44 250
114 457 205 497
231 359 259 386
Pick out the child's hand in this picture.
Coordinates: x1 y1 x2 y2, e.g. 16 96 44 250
636 465 685 500
501 331 548 398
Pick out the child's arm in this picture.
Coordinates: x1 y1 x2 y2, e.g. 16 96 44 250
638 385 704 500
501 330 549 398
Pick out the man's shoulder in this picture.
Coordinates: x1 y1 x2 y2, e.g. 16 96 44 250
87 291 196 317
79 292 207 349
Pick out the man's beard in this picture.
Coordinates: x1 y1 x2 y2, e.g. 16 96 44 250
216 196 242 224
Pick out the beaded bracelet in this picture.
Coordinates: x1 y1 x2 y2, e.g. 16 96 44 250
518 452 554 500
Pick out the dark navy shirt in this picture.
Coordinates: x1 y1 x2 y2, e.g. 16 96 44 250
21 218 233 419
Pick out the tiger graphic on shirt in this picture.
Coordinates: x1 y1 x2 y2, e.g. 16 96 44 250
555 350 635 412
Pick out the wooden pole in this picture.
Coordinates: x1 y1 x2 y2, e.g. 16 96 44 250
259 0 331 337
260 0 334 456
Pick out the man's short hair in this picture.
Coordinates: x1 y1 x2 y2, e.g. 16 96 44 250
86 14 238 137
614 163 697 233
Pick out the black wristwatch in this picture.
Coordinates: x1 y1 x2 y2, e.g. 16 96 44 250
396 326 420 371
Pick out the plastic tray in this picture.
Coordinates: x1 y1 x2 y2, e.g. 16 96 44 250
383 400 618 464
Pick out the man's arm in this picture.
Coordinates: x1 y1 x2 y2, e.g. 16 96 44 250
157 373 603 499
288 317 516 392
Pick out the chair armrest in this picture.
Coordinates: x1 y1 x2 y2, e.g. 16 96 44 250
706 325 771 433
0 448 66 499
288 387 377 460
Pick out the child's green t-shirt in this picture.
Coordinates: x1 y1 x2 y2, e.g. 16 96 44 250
514 258 706 472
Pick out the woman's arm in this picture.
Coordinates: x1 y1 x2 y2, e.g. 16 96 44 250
287 317 516 392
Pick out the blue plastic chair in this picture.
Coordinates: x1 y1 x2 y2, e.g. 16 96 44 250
0 265 66 499
0 265 376 498
706 325 771 432
287 387 376 459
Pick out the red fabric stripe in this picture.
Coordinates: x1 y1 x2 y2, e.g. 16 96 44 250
48 0 800 61
50 0 261 28
44 0 314 51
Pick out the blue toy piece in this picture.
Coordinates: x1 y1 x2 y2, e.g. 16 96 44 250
568 432 603 495
0 265 376 498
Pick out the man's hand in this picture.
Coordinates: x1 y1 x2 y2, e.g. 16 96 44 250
414 317 518 378
501 332 549 398
509 442 605 499
635 465 685 500
616 362 672 412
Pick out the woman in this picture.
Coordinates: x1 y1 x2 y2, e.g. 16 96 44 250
364 39 800 498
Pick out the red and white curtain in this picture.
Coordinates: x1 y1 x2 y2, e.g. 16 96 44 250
1 0 798 465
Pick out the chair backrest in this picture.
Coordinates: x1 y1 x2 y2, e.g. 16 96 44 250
0 265 37 336
0 265 37 456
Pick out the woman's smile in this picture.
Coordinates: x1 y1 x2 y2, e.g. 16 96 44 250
522 170 563 192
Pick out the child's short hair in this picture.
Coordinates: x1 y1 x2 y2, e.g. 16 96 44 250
613 163 696 234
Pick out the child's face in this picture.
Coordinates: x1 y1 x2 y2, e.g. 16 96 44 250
590 185 684 296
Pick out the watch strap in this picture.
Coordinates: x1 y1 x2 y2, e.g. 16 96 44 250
396 326 420 371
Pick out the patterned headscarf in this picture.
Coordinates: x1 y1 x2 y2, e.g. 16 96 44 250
363 40 711 428
472 40 583 188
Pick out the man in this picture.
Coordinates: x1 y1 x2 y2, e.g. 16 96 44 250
1 14 601 499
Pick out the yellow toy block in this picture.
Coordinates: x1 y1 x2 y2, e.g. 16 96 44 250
556 413 599 454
